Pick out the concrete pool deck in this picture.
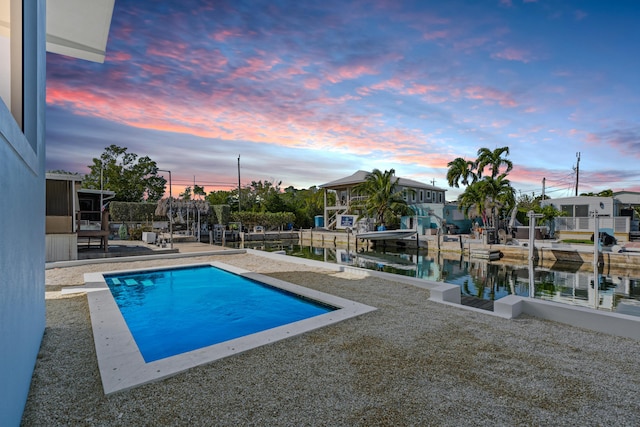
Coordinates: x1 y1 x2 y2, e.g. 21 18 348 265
80 261 375 394
25 248 640 425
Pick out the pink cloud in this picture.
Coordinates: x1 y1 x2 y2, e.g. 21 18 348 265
187 49 228 74
108 51 131 62
491 47 533 63
146 41 190 61
464 86 518 107
46 77 436 161
229 57 280 80
211 29 243 42
489 120 511 128
303 77 322 90
423 30 449 41
405 83 439 95
326 64 378 84
140 63 170 76
370 78 405 92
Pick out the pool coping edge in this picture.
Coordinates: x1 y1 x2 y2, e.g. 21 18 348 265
82 261 376 395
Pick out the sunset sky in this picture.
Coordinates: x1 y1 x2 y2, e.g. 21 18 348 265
46 0 640 199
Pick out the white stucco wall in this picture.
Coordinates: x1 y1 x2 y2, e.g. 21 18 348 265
0 2 46 425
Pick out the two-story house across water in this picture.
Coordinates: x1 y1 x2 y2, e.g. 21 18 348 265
319 170 448 234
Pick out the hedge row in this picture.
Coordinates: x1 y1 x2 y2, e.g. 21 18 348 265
230 211 296 230
109 202 160 222
110 201 232 224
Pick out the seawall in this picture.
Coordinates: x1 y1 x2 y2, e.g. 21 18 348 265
299 229 640 270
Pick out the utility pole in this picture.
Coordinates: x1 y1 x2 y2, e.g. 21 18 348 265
158 169 173 249
575 152 580 196
542 177 546 200
99 160 103 213
237 155 241 212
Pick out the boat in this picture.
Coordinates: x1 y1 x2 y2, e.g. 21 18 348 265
356 229 418 240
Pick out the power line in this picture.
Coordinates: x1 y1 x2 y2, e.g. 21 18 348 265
170 180 236 186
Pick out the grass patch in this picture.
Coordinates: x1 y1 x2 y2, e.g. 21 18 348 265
560 239 593 244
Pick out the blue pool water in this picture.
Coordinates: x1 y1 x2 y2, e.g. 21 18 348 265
104 265 336 362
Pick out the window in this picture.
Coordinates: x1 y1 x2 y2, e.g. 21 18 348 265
419 190 423 202
574 204 589 217
0 0 23 128
411 189 416 202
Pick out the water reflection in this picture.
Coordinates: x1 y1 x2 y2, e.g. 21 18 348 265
229 241 640 316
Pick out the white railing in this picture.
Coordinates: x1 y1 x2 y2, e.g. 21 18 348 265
555 216 629 233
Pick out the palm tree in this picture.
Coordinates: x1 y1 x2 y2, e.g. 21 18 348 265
446 157 477 188
457 174 515 227
475 146 513 179
352 169 412 228
457 181 487 225
478 174 516 227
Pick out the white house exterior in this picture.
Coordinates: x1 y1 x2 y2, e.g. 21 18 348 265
0 1 114 424
541 195 640 242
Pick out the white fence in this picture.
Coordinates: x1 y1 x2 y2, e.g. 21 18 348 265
554 216 629 233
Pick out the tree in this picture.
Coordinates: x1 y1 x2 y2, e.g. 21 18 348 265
475 146 513 179
446 157 476 188
279 185 328 228
206 190 232 206
180 186 192 200
449 146 516 228
193 185 206 199
580 189 613 197
480 174 516 227
352 169 412 227
457 181 486 224
83 145 166 202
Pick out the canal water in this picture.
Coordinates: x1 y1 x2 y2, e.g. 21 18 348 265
227 241 640 317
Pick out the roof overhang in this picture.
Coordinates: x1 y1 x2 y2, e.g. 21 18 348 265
78 188 116 197
46 172 83 182
46 0 115 63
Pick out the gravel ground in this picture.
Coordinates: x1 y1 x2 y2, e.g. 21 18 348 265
23 253 640 426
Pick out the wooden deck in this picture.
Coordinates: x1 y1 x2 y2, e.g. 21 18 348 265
77 230 109 251
461 296 494 311
77 211 109 252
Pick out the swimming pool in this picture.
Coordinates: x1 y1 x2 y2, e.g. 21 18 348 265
84 261 376 394
104 265 336 362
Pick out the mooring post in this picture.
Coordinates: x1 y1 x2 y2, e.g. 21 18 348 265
592 210 600 309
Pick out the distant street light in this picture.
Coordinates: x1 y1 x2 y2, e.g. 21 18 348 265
158 169 173 249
